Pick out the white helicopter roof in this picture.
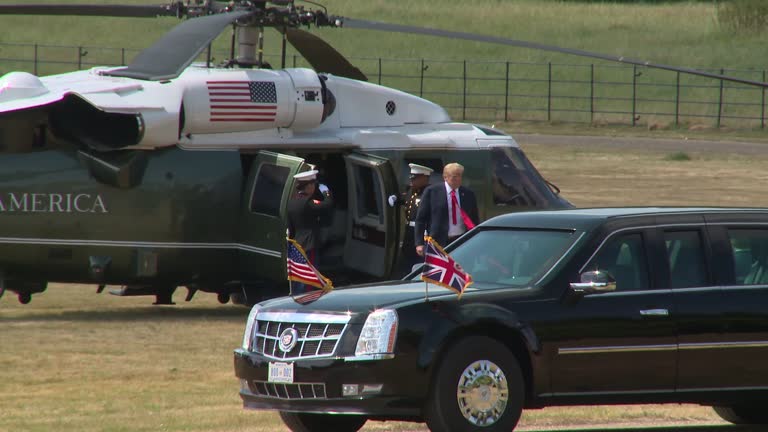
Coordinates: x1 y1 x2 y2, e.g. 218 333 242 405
0 65 518 152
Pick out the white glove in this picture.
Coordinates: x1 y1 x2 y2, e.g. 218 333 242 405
319 184 329 194
387 194 397 207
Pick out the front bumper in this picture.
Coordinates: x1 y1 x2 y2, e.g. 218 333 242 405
234 348 423 418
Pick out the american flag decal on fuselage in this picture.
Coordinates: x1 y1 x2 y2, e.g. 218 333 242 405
206 81 277 122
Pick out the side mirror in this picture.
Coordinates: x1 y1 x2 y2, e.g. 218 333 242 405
569 270 617 295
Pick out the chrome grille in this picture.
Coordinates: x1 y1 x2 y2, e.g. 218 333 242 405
249 311 350 360
250 381 327 399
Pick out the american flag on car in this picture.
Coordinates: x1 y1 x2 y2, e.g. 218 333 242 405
286 238 333 291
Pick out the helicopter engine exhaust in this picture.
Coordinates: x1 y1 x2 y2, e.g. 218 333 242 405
49 95 144 149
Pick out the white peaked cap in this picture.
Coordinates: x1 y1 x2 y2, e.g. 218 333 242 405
293 170 318 182
409 163 434 176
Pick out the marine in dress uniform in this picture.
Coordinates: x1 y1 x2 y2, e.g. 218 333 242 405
396 163 433 276
287 170 334 293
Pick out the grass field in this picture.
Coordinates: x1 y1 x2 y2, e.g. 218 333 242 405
1 1 768 430
3 136 768 431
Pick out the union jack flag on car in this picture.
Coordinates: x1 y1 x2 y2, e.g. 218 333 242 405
421 236 472 298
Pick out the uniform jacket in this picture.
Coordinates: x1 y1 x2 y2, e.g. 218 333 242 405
414 183 479 247
287 193 334 252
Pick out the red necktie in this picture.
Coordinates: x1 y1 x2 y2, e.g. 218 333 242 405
450 190 458 224
451 189 476 230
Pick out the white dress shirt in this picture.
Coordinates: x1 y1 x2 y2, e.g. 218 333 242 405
445 181 466 237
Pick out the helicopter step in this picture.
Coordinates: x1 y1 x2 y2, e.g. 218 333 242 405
109 284 179 305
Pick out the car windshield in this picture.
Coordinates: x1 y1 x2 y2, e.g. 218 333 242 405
413 229 577 289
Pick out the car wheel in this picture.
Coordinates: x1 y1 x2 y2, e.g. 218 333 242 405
425 336 525 432
713 405 768 424
278 412 367 432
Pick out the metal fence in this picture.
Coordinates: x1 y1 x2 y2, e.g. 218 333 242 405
1 41 766 129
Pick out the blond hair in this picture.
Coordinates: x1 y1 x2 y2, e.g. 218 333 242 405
443 162 464 176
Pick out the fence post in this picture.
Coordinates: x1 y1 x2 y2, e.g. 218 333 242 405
717 68 724 128
632 65 637 126
121 48 126 66
590 64 594 124
675 72 680 127
33 44 38 76
378 58 382 85
547 62 552 122
77 46 83 70
762 70 765 129
419 58 424 98
504 61 509 122
462 60 467 121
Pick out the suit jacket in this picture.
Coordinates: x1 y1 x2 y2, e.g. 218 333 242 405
414 183 479 247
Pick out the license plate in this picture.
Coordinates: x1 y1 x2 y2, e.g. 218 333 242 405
268 361 294 383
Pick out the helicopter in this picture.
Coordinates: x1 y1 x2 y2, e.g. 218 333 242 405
0 0 763 307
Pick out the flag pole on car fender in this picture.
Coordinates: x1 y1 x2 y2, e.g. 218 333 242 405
423 236 429 302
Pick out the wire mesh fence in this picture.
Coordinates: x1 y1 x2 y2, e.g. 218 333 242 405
1 41 765 129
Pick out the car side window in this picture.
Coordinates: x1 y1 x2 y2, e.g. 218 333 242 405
663 231 707 288
728 229 768 286
587 233 649 291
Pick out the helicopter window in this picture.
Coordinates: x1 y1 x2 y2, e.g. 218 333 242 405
353 165 383 223
250 163 290 217
491 147 554 209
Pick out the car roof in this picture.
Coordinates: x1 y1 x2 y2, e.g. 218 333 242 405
482 207 768 231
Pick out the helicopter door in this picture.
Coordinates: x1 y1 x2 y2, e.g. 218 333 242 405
239 151 304 283
342 153 399 277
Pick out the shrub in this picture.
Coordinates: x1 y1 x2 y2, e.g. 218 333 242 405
665 151 692 161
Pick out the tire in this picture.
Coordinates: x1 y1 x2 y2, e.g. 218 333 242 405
425 336 525 432
713 405 768 424
278 412 367 432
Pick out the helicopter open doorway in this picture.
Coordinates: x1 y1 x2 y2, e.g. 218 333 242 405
237 149 400 298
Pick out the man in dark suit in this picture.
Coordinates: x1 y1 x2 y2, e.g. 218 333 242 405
415 162 479 257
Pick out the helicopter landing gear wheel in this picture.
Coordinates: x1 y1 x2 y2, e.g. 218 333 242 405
217 292 230 304
425 336 524 432
278 412 367 432
18 292 31 304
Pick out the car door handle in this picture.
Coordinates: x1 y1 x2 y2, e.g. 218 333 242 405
639 309 669 316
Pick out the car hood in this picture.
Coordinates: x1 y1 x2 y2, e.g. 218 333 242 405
259 280 454 314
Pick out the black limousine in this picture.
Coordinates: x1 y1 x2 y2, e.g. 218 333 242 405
234 207 768 432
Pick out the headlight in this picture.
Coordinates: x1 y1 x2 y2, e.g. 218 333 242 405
241 304 262 350
355 309 398 357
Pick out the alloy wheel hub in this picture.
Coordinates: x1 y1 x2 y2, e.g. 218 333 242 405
456 359 509 426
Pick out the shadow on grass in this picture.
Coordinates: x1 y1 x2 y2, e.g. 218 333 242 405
0 305 251 323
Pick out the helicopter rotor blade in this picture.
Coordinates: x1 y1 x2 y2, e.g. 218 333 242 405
278 27 367 81
0 3 181 18
339 18 768 89
105 11 252 81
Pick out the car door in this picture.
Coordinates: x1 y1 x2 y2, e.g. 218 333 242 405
239 151 305 283
651 219 724 392
683 217 768 390
342 152 399 278
550 227 677 394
